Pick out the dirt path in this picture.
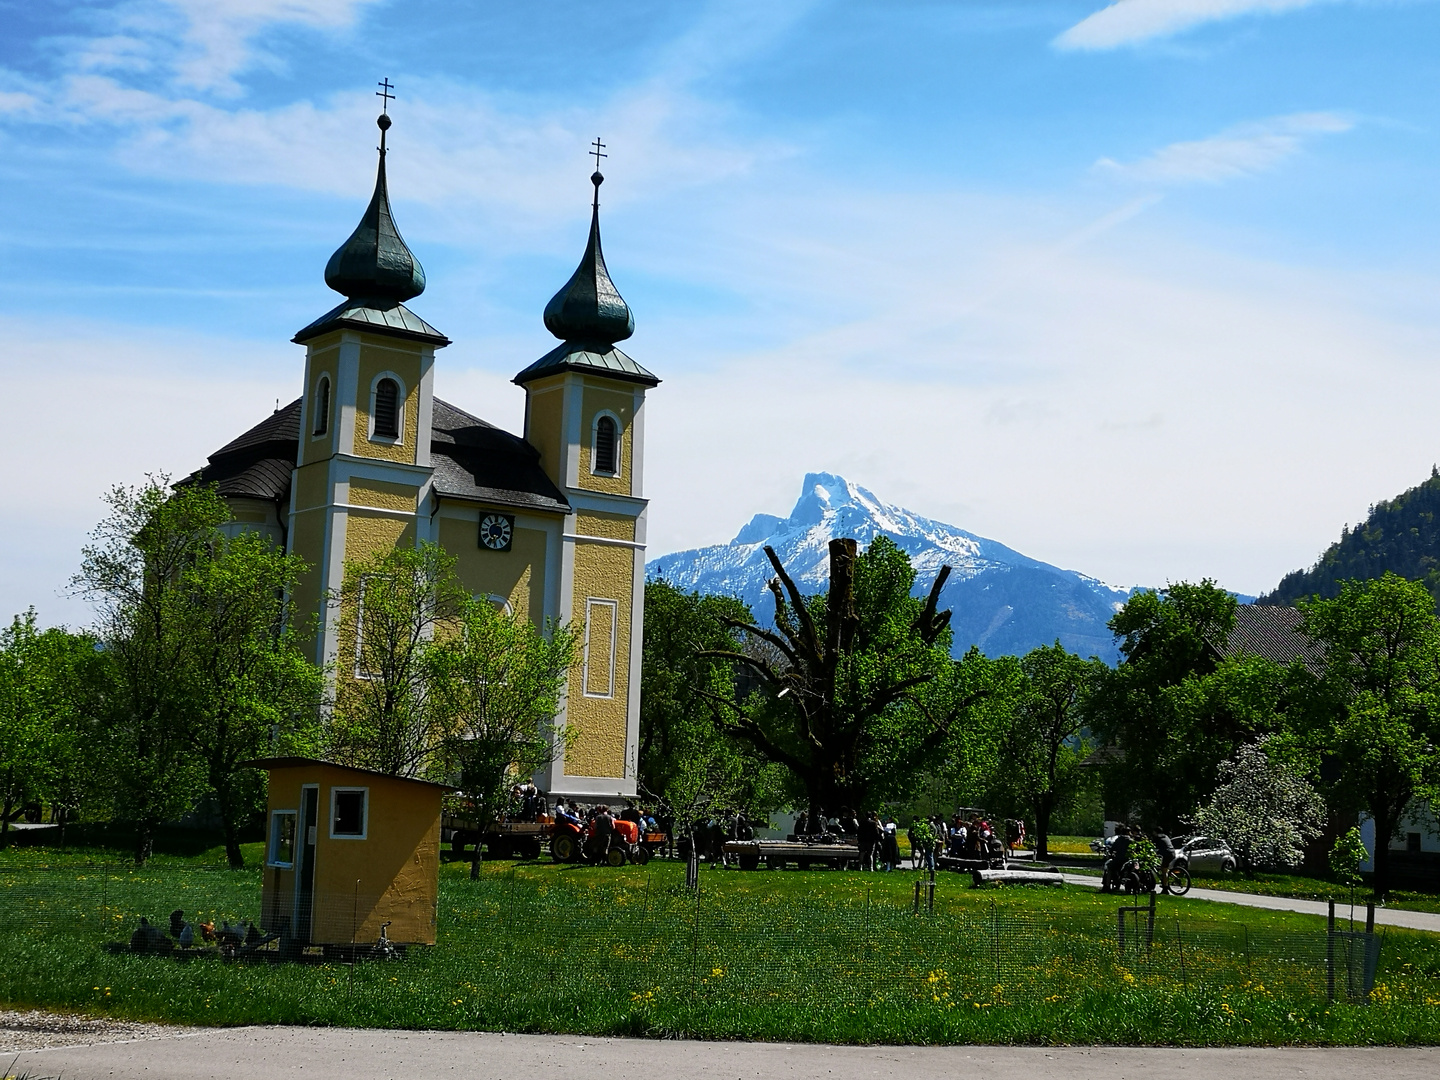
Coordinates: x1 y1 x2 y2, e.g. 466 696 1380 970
6 1024 1439 1080
0 1008 194 1054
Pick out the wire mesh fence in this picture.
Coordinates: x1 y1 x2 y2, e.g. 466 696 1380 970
0 865 1385 1008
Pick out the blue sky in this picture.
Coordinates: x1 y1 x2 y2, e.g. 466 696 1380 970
5 0 1440 625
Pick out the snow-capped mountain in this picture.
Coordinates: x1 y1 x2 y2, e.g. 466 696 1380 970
647 472 1139 663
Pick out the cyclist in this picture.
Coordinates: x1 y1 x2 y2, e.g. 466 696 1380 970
1100 825 1132 893
1155 830 1177 891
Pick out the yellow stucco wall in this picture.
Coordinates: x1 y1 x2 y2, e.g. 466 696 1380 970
260 763 443 946
576 384 634 496
565 541 633 778
352 344 422 464
439 512 548 626
293 462 329 514
349 478 418 513
524 380 565 488
574 510 636 543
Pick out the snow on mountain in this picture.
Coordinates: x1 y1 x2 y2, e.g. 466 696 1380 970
647 472 1138 663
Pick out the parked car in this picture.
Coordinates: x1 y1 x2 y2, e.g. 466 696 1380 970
1176 835 1237 873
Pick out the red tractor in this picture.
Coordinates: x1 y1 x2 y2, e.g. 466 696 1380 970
550 817 652 866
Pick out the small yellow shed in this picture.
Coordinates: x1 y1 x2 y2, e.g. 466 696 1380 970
249 757 452 948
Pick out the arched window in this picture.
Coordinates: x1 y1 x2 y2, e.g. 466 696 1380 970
594 415 617 475
312 376 331 436
373 378 400 439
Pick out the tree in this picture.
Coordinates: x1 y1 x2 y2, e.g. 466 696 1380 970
0 614 105 847
182 529 325 867
1192 737 1324 875
1298 572 1440 898
73 480 217 863
700 536 991 817
994 642 1105 859
639 579 787 830
427 594 578 879
328 543 465 777
1089 581 1290 829
73 479 324 865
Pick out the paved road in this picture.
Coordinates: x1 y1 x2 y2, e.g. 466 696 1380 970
10 1026 1440 1080
1059 873 1440 933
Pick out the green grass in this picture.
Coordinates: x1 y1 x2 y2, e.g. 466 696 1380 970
1 853 1438 1045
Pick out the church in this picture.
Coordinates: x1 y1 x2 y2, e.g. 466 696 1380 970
189 107 658 804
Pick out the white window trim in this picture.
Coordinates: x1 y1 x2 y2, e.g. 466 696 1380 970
311 374 332 439
480 593 513 616
267 809 298 868
368 371 407 445
589 410 622 479
582 597 618 699
330 786 369 840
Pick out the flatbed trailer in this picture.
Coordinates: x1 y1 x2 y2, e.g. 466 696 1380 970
444 817 550 860
723 836 860 871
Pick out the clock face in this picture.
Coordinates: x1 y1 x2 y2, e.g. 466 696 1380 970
479 513 514 551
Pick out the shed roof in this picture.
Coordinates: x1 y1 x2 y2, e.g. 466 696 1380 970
1214 604 1328 671
243 756 456 791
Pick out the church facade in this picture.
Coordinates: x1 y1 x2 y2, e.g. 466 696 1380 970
191 112 658 802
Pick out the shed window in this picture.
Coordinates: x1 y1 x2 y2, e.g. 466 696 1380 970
312 376 331 436
267 810 296 867
594 415 617 474
331 788 368 839
373 378 400 439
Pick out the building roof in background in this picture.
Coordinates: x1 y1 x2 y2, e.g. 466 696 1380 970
1215 604 1328 671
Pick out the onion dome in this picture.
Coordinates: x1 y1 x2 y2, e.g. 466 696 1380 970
323 113 426 304
541 171 634 346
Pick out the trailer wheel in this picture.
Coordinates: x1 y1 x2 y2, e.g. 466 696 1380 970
605 847 628 868
797 859 811 871
632 846 652 866
552 834 578 863
739 851 760 872
765 856 781 870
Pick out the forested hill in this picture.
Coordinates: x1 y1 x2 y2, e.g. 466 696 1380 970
1259 466 1440 607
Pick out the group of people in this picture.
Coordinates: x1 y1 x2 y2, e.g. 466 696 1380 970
552 798 662 857
1098 824 1179 893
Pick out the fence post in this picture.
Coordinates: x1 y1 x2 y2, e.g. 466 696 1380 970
1176 917 1186 992
1326 899 1336 1003
1365 902 1375 935
913 879 921 915
1243 924 1250 970
1117 906 1126 952
100 863 107 938
1146 890 1156 950
991 900 1000 985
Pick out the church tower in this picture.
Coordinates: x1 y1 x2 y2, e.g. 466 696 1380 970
287 106 449 669
515 158 659 799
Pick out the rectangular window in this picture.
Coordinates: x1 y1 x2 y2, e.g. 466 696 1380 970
267 810 297 867
331 788 368 839
583 598 618 698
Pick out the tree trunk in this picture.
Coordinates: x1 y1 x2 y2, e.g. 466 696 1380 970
1035 794 1052 861
1371 808 1396 900
470 833 483 880
134 819 154 866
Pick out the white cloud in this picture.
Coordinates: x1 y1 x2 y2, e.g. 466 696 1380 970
1056 0 1334 50
1093 112 1353 184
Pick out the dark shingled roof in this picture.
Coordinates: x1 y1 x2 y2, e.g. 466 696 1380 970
1214 604 1328 671
191 397 568 515
188 398 302 502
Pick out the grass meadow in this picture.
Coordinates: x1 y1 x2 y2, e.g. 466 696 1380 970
1 842 1438 1045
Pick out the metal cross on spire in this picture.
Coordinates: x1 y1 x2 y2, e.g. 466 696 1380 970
590 137 607 170
377 78 395 113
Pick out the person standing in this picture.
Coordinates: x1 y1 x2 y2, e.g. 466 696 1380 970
858 811 881 871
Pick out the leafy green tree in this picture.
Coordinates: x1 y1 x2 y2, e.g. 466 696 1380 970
427 595 578 879
73 480 218 863
1089 581 1290 829
639 579 787 828
0 612 104 846
182 529 325 867
328 542 466 777
700 536 995 818
994 642 1105 858
74 480 324 865
1192 736 1324 875
1298 572 1440 898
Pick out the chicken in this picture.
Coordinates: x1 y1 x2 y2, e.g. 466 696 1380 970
199 921 216 943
